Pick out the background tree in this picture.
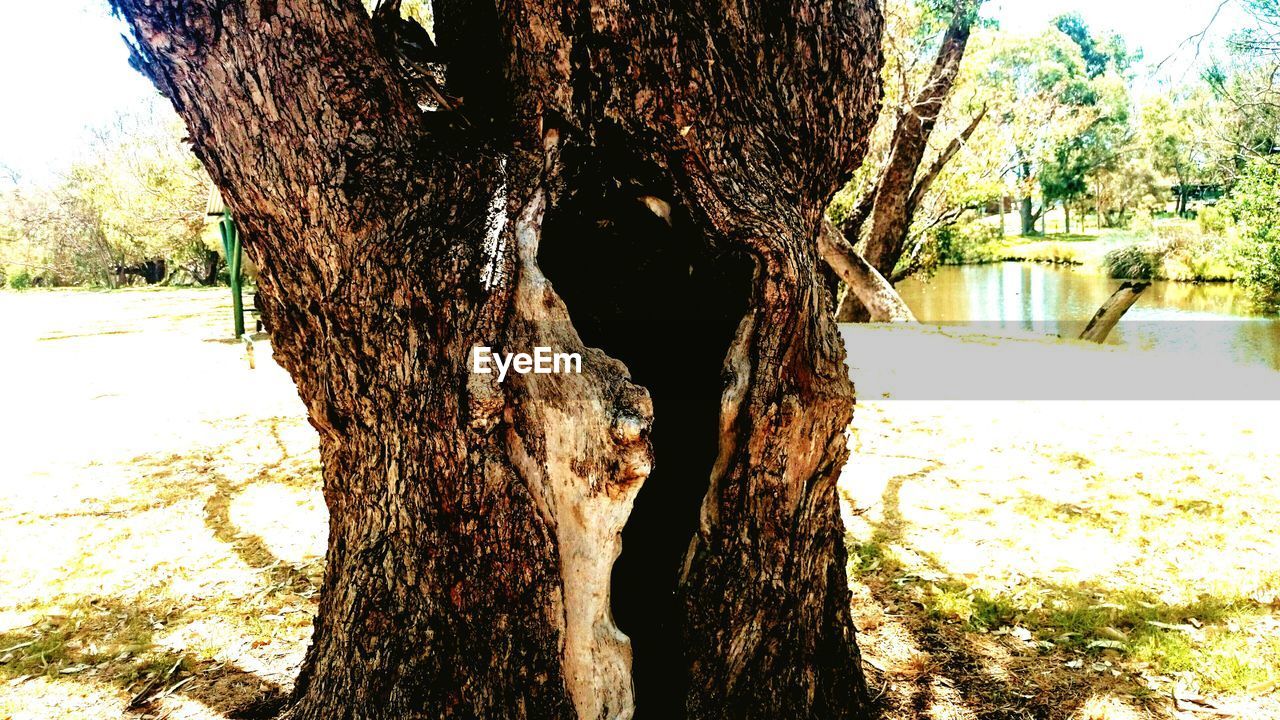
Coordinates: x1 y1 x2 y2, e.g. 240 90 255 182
1053 76 1137 229
0 99 218 287
107 0 885 718
1040 137 1092 233
827 0 985 321
1143 91 1209 217
0 178 117 287
978 28 1096 236
1223 157 1280 311
1052 12 1134 79
77 102 218 284
1215 2 1280 311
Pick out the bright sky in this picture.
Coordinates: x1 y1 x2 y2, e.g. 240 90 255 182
0 0 1255 183
985 0 1250 82
0 0 156 183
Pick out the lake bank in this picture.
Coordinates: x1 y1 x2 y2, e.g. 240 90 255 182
943 214 1242 284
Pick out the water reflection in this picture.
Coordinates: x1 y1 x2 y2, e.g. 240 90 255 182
896 263 1280 371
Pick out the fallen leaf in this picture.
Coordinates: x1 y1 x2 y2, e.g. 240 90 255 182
1088 640 1126 651
1099 626 1128 642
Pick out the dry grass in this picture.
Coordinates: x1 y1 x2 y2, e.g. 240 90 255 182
2 289 1279 719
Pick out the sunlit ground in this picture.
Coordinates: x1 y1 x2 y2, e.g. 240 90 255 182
0 289 323 719
843 399 1280 720
1 289 1277 719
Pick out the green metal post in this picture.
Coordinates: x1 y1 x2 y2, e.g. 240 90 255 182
219 213 245 338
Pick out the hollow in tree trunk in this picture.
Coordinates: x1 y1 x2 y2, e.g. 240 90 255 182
109 0 885 718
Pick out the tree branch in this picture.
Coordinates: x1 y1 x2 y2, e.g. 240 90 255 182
838 189 878 241
1080 282 1149 343
907 106 986 215
819 218 917 323
859 0 979 277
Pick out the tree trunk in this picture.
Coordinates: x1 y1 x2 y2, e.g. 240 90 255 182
197 248 221 286
854 0 980 279
1021 196 1036 236
1097 179 1105 228
111 1 884 718
1064 202 1071 235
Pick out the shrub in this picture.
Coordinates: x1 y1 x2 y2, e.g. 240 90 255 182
7 270 33 290
933 219 1003 266
1104 229 1239 283
1103 243 1164 279
1198 205 1228 236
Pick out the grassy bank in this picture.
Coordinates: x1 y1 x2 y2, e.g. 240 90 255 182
951 215 1242 283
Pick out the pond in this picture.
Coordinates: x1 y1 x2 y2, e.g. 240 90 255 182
895 263 1280 372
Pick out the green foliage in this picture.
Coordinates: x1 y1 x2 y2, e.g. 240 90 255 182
1051 13 1136 79
932 218 1002 266
7 269 32 290
1199 206 1229 235
1103 230 1239 283
1222 159 1280 311
1038 22 1137 217
1040 139 1091 207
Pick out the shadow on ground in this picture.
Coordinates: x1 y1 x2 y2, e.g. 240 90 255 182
846 456 1276 720
0 416 323 719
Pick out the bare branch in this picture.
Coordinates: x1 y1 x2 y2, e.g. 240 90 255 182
1081 282 1150 343
1154 0 1231 73
907 106 987 214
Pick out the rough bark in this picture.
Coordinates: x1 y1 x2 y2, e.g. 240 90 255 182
110 0 883 718
1080 282 1150 344
903 107 986 221
830 104 983 321
820 219 916 322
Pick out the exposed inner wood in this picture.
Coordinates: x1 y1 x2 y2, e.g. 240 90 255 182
540 160 753 716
